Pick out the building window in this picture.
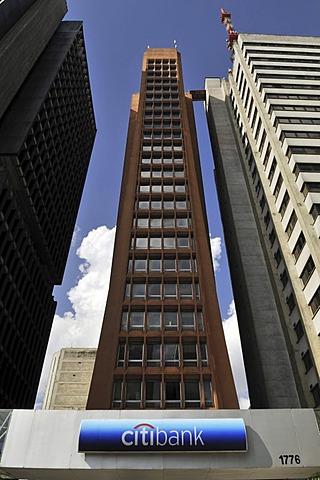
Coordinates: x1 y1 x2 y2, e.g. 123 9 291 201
128 343 143 366
165 381 181 408
121 311 128 330
294 320 304 342
184 381 200 408
309 287 320 315
286 293 296 314
164 258 176 272
149 257 161 272
117 344 126 367
179 282 193 299
150 217 161 228
273 174 283 200
182 343 198 366
148 281 161 299
178 257 192 272
204 380 213 407
268 158 277 184
125 381 141 408
269 229 276 247
292 232 306 261
132 282 146 299
145 380 161 408
310 383 320 407
280 270 288 289
134 258 147 272
164 310 178 330
200 343 208 366
279 191 289 218
147 311 161 330
130 311 144 330
164 342 180 366
302 182 320 198
285 211 297 239
163 282 177 299
301 350 313 373
300 256 315 287
274 248 282 267
146 343 161 366
310 203 320 222
112 380 122 408
181 311 195 330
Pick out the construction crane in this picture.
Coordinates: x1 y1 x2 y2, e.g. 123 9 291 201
220 8 238 50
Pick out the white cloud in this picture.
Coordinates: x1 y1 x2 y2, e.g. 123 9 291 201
210 236 222 271
36 225 116 408
222 300 250 409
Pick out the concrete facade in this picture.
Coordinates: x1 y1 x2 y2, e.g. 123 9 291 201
0 7 96 408
205 33 320 409
42 349 96 410
205 78 301 409
0 0 67 119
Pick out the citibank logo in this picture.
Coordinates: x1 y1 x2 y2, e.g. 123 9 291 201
121 422 204 447
78 418 247 453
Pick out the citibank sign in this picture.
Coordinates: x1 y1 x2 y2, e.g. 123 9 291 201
78 418 247 452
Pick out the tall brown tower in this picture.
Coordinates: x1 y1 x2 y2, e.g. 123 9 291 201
87 49 238 410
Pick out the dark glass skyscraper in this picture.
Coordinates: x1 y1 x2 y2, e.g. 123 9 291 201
87 49 238 410
0 0 96 408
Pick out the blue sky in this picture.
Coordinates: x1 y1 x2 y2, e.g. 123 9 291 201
37 0 320 407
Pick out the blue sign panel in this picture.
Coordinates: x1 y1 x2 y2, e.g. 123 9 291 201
78 418 247 453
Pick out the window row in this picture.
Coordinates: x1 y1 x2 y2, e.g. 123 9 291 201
113 378 213 409
249 56 320 64
140 157 183 166
136 199 189 211
147 71 177 78
281 131 320 143
145 93 179 101
125 281 200 301
121 308 203 331
266 93 320 101
138 184 187 194
128 256 197 274
294 163 320 177
134 215 191 229
139 166 185 178
117 340 208 368
146 79 178 85
262 83 320 91
143 130 181 139
147 59 176 65
270 105 320 113
131 235 192 250
142 142 183 151
145 102 179 109
146 86 178 93
144 110 180 119
287 146 320 158
302 182 320 198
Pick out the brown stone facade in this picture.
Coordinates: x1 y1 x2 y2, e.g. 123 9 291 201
87 49 238 410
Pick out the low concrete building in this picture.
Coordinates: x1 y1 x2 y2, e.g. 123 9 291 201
42 349 96 410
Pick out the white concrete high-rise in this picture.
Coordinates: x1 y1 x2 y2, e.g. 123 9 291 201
206 33 320 409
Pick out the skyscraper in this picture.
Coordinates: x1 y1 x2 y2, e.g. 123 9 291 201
87 48 238 410
0 0 96 408
206 30 320 408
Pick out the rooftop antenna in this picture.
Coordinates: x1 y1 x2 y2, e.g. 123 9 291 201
173 39 178 49
220 8 238 50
